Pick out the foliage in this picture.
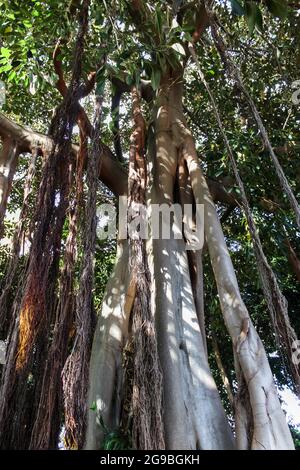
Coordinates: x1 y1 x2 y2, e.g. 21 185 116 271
89 410 131 450
289 426 300 449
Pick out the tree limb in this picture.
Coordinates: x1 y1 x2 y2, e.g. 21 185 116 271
0 112 127 196
111 89 123 162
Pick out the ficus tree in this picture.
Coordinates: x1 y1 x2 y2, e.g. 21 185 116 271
0 0 299 450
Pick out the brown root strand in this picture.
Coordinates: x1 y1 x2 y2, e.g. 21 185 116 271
62 92 103 450
126 87 165 450
0 150 38 339
0 0 92 449
189 38 300 397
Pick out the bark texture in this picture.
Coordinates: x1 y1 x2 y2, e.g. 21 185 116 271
85 63 294 449
0 138 19 236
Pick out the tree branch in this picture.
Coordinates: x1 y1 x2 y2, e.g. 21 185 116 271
111 90 123 162
111 76 154 103
0 112 127 196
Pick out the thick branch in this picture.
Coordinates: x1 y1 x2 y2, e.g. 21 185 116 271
0 112 127 196
0 112 246 207
207 178 239 206
111 76 154 103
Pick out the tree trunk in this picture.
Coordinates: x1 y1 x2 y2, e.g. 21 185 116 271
85 240 133 449
211 333 234 408
0 138 19 235
184 144 294 449
85 70 294 450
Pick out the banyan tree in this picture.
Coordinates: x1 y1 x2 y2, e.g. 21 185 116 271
0 0 299 450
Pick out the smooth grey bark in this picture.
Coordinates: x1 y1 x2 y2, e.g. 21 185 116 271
184 138 294 449
85 68 294 450
147 101 234 449
85 240 132 449
85 76 235 450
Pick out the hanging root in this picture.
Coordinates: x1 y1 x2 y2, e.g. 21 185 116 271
125 86 165 450
16 279 44 370
182 132 294 448
62 87 104 449
205 3 300 230
29 145 83 449
189 39 300 396
0 0 93 449
0 149 38 339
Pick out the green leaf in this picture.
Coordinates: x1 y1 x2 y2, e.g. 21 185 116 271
157 53 167 74
166 52 179 70
96 68 106 96
99 415 109 434
151 67 161 91
89 401 97 411
22 20 32 28
215 169 224 177
245 2 256 34
125 74 133 86
0 64 12 72
245 2 262 34
266 0 288 19
171 42 186 56
155 8 163 39
134 69 140 89
7 70 16 82
106 64 119 77
182 31 193 43
0 47 10 58
231 0 245 16
255 7 263 31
